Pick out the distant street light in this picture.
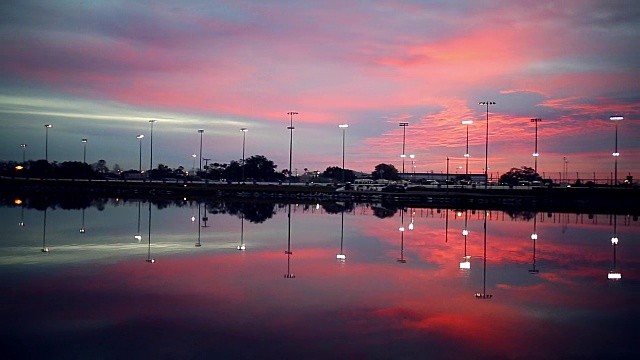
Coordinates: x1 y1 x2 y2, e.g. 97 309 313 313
530 118 542 174
148 120 157 171
339 124 348 183
287 112 298 185
191 154 197 173
609 115 623 186
20 144 27 163
198 129 205 171
44 124 52 161
399 122 409 177
462 120 473 182
240 128 248 182
478 101 496 188
136 135 144 172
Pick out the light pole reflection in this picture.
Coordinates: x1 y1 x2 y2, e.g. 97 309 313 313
284 203 295 278
134 200 142 242
41 208 49 253
608 215 621 280
18 201 25 227
196 202 202 247
460 210 471 270
475 211 492 299
336 211 346 261
237 212 246 251
397 209 407 263
529 215 539 274
79 208 86 233
146 202 155 263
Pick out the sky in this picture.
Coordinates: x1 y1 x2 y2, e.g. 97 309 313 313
0 0 639 179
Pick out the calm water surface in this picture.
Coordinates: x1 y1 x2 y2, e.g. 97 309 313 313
1 198 638 359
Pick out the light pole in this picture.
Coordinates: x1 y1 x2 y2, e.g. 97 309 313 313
191 154 196 174
399 122 409 178
44 124 52 162
478 101 495 188
462 120 473 183
20 144 27 163
81 138 88 163
240 128 248 183
610 115 623 186
136 135 144 172
608 215 621 280
287 112 298 185
339 124 348 183
81 138 88 178
148 120 157 171
530 118 541 175
198 129 204 171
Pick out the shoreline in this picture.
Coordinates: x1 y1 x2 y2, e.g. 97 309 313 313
2 177 638 215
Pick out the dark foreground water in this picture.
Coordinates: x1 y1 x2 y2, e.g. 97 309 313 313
1 198 638 359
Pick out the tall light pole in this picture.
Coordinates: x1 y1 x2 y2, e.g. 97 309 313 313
191 154 197 174
240 128 248 182
610 115 623 186
462 120 473 182
399 122 409 178
136 135 144 172
339 124 348 183
287 112 298 185
478 101 495 188
148 120 157 171
530 118 541 175
20 144 27 163
44 124 52 162
197 129 205 171
409 154 415 178
81 138 88 163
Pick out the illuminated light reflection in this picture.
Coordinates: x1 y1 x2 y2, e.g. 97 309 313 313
611 237 618 245
460 261 470 269
336 254 346 260
531 233 538 240
608 271 621 280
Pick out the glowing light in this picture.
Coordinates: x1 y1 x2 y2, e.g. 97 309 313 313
14 199 23 205
408 222 414 230
191 216 196 222
460 261 470 269
531 233 538 240
612 152 620 157
461 120 473 125
336 254 346 260
15 165 24 170
237 244 246 250
533 153 539 157
399 227 405 232
609 116 624 121
462 230 469 236
608 271 621 280
611 237 618 244
134 235 142 241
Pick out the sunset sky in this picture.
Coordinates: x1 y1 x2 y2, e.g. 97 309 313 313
1 0 638 179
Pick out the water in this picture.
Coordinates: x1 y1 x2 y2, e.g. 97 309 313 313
1 198 638 359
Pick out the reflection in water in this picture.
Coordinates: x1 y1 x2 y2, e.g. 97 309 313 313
202 202 209 228
397 209 407 263
475 212 492 299
134 200 142 242
609 215 621 280
79 208 86 234
284 203 295 278
196 203 202 247
336 211 345 261
237 213 246 251
41 208 48 253
146 202 155 263
529 215 539 274
19 203 25 227
460 210 471 270
0 200 638 358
